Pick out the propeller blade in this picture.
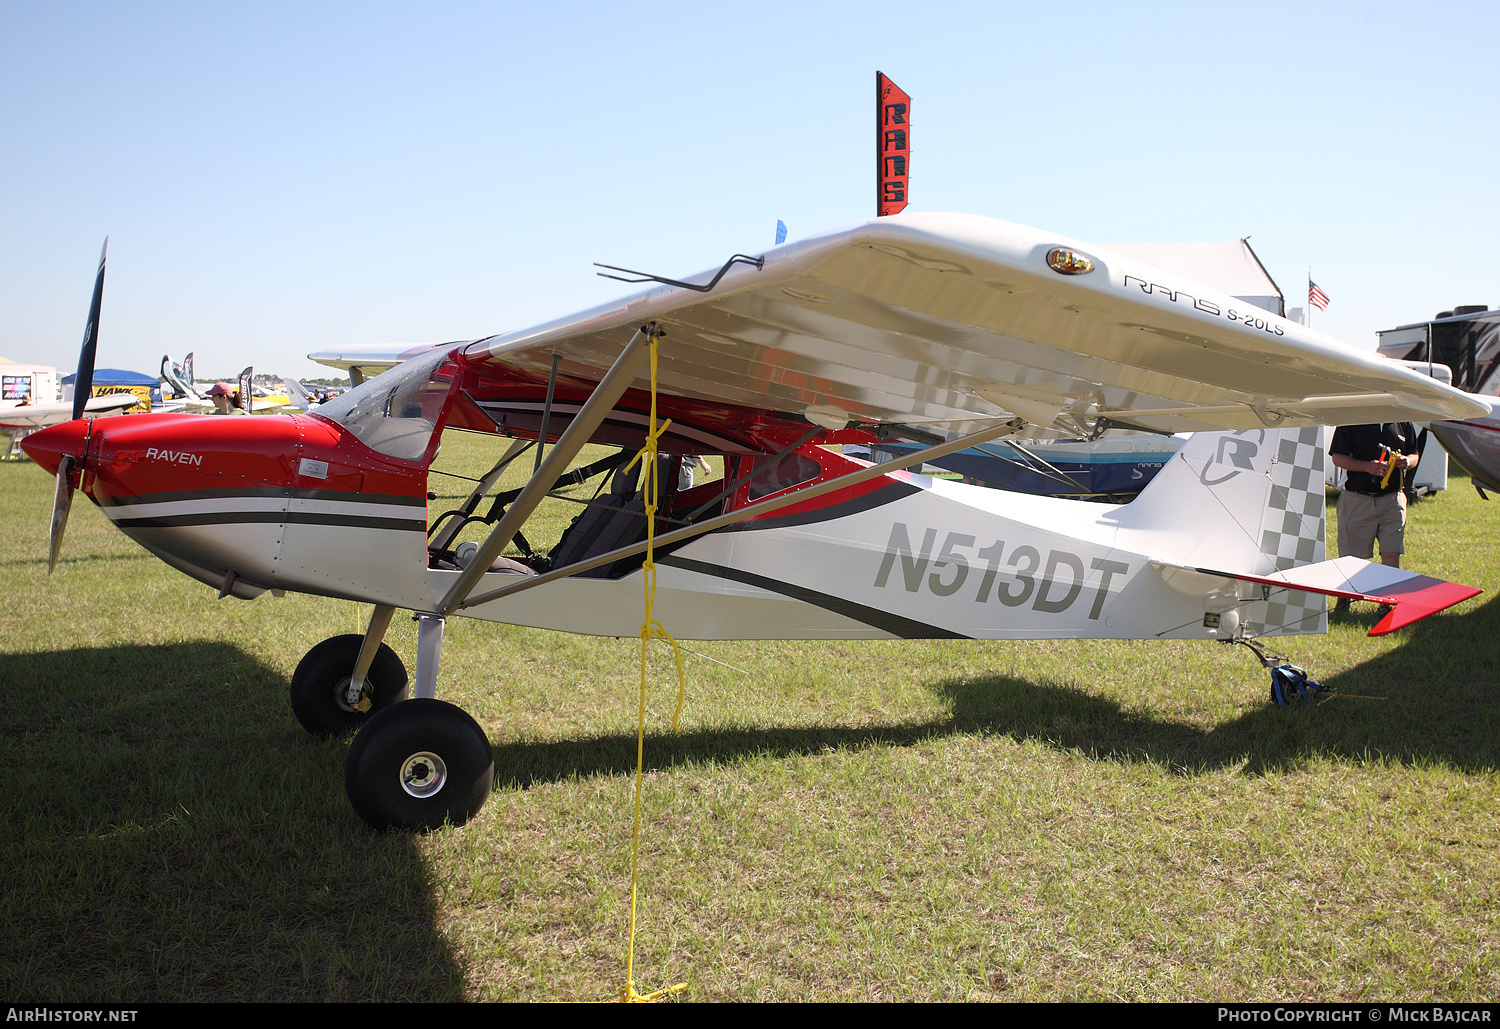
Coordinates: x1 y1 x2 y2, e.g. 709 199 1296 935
71 239 108 421
48 455 75 574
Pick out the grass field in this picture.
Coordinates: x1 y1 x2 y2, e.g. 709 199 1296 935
2 432 1498 1002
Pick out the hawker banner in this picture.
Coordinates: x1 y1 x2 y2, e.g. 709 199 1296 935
92 384 152 414
63 366 161 412
877 71 910 216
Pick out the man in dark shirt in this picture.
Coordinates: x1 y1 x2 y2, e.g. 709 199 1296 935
1328 422 1420 613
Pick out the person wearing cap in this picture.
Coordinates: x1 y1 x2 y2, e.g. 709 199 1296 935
205 382 246 415
1329 422 1420 614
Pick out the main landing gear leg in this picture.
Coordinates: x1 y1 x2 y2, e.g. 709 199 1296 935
413 613 444 699
347 604 398 706
289 605 407 736
1227 637 1332 707
345 612 494 831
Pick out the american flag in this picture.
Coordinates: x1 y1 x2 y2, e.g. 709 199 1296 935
1308 280 1330 311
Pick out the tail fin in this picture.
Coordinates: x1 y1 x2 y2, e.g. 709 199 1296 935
1122 426 1484 637
1120 426 1328 635
282 377 313 409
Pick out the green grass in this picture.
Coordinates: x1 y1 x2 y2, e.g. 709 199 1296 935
2 434 1498 1001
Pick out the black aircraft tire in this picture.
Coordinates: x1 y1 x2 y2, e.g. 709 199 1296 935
289 634 408 736
344 699 494 832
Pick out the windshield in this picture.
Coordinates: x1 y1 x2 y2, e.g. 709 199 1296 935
313 346 458 461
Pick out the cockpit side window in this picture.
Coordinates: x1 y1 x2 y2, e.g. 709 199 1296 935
746 450 822 501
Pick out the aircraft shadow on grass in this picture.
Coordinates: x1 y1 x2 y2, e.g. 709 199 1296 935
492 596 1500 787
933 602 1500 778
1 641 465 1002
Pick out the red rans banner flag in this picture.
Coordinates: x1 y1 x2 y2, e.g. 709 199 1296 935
877 72 910 216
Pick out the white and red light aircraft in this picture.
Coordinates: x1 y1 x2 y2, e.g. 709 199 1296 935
23 213 1489 831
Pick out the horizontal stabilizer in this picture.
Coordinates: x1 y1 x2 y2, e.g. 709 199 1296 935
1160 556 1482 637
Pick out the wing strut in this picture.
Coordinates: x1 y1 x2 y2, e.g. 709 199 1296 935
448 416 1027 613
435 325 655 615
533 352 562 473
981 439 1093 495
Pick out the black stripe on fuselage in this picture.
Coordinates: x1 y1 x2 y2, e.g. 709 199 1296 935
655 553 968 640
110 510 425 531
94 486 425 508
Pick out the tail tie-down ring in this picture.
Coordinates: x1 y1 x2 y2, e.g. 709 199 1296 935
1227 637 1332 707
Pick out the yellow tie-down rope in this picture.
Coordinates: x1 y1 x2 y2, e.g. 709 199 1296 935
618 328 689 1003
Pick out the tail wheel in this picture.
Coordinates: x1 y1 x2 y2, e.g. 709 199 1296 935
344 698 494 832
290 634 408 736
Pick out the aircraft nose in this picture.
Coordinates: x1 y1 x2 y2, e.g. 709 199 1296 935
20 419 91 477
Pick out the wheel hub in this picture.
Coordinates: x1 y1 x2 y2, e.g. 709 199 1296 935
400 751 448 798
333 676 367 713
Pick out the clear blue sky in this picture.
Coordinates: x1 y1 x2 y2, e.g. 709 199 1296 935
3 1 1496 382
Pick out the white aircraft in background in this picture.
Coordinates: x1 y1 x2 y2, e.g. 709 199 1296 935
159 353 201 406
280 377 353 410
25 213 1487 833
1 393 137 458
280 377 315 409
161 354 292 413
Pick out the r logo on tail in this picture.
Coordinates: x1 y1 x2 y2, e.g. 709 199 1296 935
1201 431 1263 485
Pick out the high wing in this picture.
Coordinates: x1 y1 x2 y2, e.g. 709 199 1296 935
0 394 136 431
307 342 455 385
458 211 1488 435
